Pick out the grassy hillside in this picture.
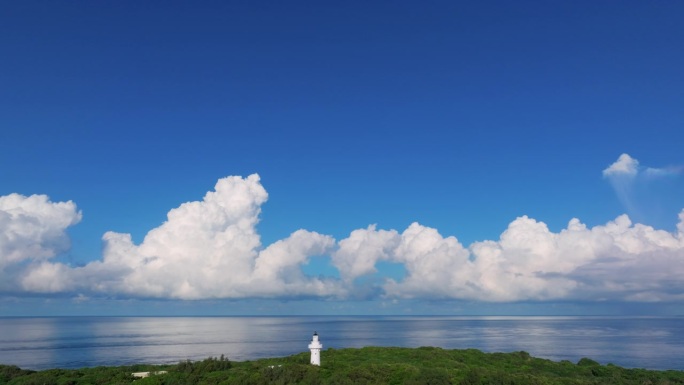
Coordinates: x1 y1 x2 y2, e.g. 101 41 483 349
2 347 684 385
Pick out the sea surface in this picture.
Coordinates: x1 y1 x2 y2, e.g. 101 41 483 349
0 316 682 371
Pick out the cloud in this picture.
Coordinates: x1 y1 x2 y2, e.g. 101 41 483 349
0 194 81 291
603 153 682 180
0 194 81 266
469 214 684 302
603 153 639 177
383 223 473 299
251 229 339 297
332 225 400 282
338 214 684 302
19 175 341 299
603 154 683 224
644 166 684 178
337 213 684 303
603 154 641 216
3 173 684 304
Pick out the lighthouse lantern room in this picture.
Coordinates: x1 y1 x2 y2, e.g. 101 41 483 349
308 332 323 366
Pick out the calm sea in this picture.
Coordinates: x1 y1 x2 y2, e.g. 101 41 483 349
0 316 682 371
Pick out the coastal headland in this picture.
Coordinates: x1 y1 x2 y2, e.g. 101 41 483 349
3 347 684 384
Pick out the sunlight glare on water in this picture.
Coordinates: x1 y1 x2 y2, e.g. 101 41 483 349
0 316 682 371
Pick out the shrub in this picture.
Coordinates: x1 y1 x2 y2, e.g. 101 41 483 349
577 357 600 367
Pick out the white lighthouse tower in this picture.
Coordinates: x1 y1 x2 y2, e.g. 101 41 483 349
308 332 323 366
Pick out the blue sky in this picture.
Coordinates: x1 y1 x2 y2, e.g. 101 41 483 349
1 1 683 316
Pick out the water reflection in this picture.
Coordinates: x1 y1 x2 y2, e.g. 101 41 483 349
0 316 682 370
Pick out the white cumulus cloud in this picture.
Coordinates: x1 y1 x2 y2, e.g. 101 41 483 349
4 171 684 304
329 214 684 303
0 194 81 266
0 194 81 291
384 223 473 299
380 213 684 302
20 175 341 299
332 225 400 282
603 153 639 177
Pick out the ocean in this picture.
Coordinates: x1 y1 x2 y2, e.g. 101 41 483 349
0 316 682 371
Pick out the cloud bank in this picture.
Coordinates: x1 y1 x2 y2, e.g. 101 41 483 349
18 175 341 299
2 169 684 303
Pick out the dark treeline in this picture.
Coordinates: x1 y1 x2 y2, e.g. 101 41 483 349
2 347 684 385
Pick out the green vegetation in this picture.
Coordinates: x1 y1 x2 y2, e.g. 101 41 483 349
2 347 683 385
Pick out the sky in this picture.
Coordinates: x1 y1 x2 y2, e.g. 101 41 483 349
1 0 684 316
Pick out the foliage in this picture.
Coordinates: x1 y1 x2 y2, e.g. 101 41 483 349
2 348 684 385
176 355 232 374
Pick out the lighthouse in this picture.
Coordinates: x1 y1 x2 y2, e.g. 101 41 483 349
308 332 323 366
